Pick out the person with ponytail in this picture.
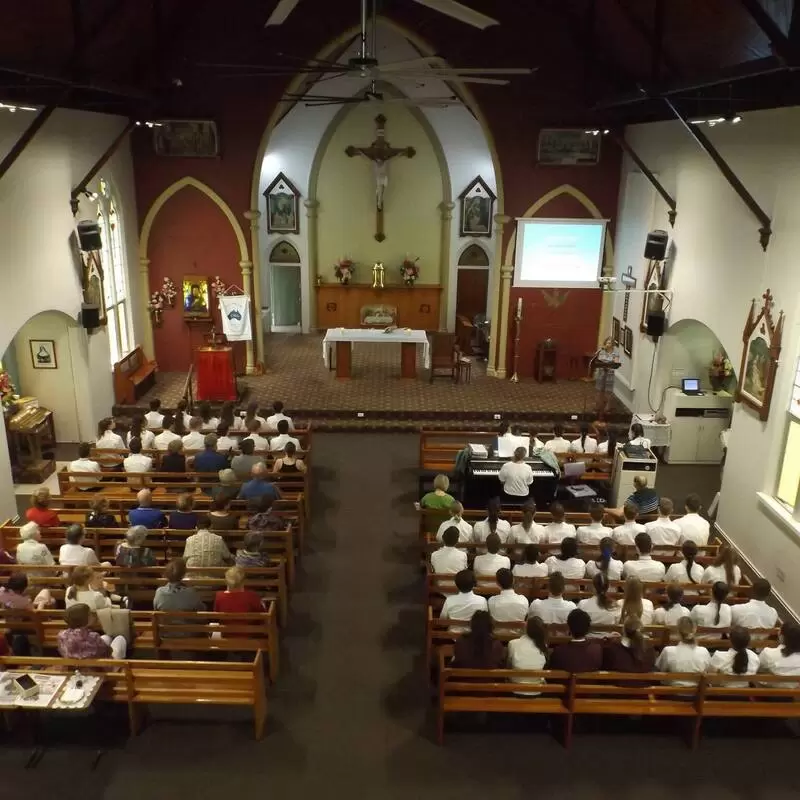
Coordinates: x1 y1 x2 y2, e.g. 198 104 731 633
569 422 598 454
512 543 548 578
702 544 742 586
691 581 732 631
586 536 623 580
655 616 711 685
545 536 586 579
65 565 111 611
708 626 758 687
472 497 511 544
597 426 620 456
617 576 654 625
665 540 703 584
243 401 267 433
126 415 155 450
96 417 125 450
602 615 656 673
510 500 545 545
578 572 621 629
451 610 504 669
653 583 690 626
758 621 800 685
195 401 219 431
508 616 549 694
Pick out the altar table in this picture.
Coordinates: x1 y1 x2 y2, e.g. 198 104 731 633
322 328 431 379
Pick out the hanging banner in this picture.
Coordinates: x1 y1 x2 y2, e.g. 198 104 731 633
218 295 252 342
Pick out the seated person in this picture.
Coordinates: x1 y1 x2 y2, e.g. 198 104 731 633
611 502 645 546
175 400 192 430
248 494 286 532
585 537 623 581
730 577 779 631
208 495 237 531
664 540 703 584
691 581 732 630
510 500 545 545
26 487 61 528
508 617 548 691
183 518 234 570
215 422 239 454
576 503 612 545
653 583 690 626
128 488 167 529
274 442 306 474
655 616 711 685
153 413 181 450
578 573 621 628
231 438 264 481
568 423 598 454
435 502 473 543
472 498 512 544
213 566 264 613
545 536 586 579
549 609 603 672
602 615 656 673
64 565 112 610
439 569 488 632
96 417 125 450
69 442 103 490
644 497 681 548
451 610 505 669
596 426 620 456
153 558 206 612
235 531 271 568
123 437 153 475
59 524 100 567
266 400 295 432
758 622 800 684
418 474 456 510
498 447 533 503
196 401 220 432
213 468 241 504
609 475 659 518
191 433 230 477
676 493 711 545
708 626 759 687
58 602 126 660
617 576 655 625
0 573 52 610
528 572 576 623
430 526 468 575
544 503 576 544
472 532 511 577
622 532 666 582
160 438 187 488
127 415 156 450
241 401 267 433
86 495 118 528
702 545 742 586
242 418 270 451
238 463 282 503
145 398 165 429
487 568 528 629
270 419 301 452
115 525 156 568
181 416 206 451
15 522 55 569
512 543 548 578
169 493 199 530
544 423 570 455
626 422 651 450
527 428 545 451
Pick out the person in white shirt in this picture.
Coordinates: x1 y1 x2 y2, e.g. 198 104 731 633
435 502 473 543
270 419 301 453
702 545 741 586
242 401 268 433
526 428 545 451
126 416 156 451
175 400 193 430
708 626 759 688
510 500 545 545
622 532 666 583
664 540 703 585
215 422 240 454
266 400 295 432
644 497 681 549
585 537 623 581
439 569 488 632
655 616 711 686
15 522 55 570
528 572 576 623
144 399 165 429
153 414 181 451
513 543 549 579
123 437 153 475
626 422 651 451
617 576 655 625
242 418 270 451
69 442 103 491
731 578 779 631
596 427 619 456
59 524 100 567
676 494 710 545
507 617 548 693
653 584 690 626
488 568 529 630
544 503 576 544
545 536 586 579
611 503 645 546
578 573 621 629
498 447 533 501
576 503 612 545
430 526 468 575
569 423 598 455
64 565 111 611
691 581 732 630
196 401 220 432
182 417 206 451
96 417 125 450
758 622 800 686
543 423 570 455
473 499 512 544
473 533 511 577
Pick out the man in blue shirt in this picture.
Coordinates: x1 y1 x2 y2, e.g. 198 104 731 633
238 462 282 503
128 488 167 529
192 434 229 480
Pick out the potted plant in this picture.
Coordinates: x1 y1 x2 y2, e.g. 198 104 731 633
709 350 733 392
334 258 355 285
400 256 420 287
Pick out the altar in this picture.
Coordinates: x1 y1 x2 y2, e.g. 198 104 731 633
322 328 430 379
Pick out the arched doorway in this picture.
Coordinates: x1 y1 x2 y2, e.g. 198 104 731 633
268 241 302 332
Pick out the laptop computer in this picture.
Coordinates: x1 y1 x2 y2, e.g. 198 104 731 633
681 377 703 396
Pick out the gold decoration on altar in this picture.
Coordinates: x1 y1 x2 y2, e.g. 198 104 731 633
372 262 385 289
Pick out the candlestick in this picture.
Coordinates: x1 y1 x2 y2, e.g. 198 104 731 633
516 296 522 319
511 303 522 382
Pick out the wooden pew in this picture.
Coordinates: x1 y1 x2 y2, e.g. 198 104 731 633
113 346 156 405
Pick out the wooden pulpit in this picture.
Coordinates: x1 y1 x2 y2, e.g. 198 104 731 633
195 347 236 402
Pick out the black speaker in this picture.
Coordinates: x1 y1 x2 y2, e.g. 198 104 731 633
644 229 668 261
77 220 102 252
646 310 666 338
81 304 100 330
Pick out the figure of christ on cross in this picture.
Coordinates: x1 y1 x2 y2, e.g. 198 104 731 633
345 114 416 242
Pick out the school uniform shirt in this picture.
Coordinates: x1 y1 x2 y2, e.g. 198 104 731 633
200 417 220 431
68 457 102 489
597 441 612 455
473 552 511 577
472 518 512 544
123 453 153 474
702 564 742 585
435 517 473 543
430 545 468 575
440 591 488 632
664 560 704 584
126 430 156 450
154 429 181 451
270 434 301 452
676 513 710 546
216 435 239 453
576 522 613 545
528 596 576 624
182 431 206 451
653 604 691 626
544 437 570 455
585 558 624 581
758 647 800 686
510 521 546 545
644 517 682 547
144 410 165 429
577 596 621 627
691 602 732 629
616 597 655 625
498 461 534 496
655 642 711 685
507 635 547 691
709 649 760 688
96 431 125 450
266 412 295 432
65 588 111 611
611 521 646 546
545 556 586 579
569 436 598 454
627 436 651 450
512 562 549 578
59 543 99 567
730 598 779 630
240 414 267 432
488 589 529 626
544 521 577 544
622 555 666 582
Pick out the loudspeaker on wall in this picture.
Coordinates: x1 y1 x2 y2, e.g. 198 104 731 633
646 310 666 338
644 229 668 261
77 220 102 252
81 304 100 330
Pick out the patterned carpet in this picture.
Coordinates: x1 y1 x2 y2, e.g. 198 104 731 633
124 332 627 426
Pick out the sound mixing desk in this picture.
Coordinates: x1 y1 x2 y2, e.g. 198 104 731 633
466 456 560 509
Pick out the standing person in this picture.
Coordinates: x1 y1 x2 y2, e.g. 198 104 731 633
68 443 103 491
266 401 295 432
96 418 125 450
569 423 598 454
576 503 612 545
497 447 533 504
676 493 710 545
418 474 456 510
126 416 156 450
544 423 570 455
26 488 61 528
592 336 619 415
585 537 623 581
510 500 545 545
451 611 505 669
472 498 512 544
145 399 165 429
274 442 307 474
708 626 759 687
549 609 604 672
655 616 711 685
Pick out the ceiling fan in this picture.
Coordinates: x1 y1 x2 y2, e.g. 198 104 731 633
284 80 461 108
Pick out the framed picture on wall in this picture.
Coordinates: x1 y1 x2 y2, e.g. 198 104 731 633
612 317 621 345
623 326 633 358
264 172 300 235
458 176 495 238
30 339 57 369
153 120 219 158
537 129 601 165
182 275 211 320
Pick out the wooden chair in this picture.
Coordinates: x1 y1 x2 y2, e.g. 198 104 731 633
429 333 458 383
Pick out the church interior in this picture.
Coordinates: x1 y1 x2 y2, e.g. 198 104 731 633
2 0 800 794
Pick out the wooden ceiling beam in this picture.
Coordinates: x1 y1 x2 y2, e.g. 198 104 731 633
738 0 797 64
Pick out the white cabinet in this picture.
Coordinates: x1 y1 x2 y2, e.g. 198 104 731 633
663 389 732 464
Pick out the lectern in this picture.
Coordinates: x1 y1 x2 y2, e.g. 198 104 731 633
196 346 236 401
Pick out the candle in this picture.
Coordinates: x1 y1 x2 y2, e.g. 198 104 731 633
516 297 522 318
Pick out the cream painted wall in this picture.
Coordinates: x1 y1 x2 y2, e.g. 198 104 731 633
613 106 800 614
316 102 443 284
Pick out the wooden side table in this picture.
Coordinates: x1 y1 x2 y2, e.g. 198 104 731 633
534 340 558 382
455 356 472 384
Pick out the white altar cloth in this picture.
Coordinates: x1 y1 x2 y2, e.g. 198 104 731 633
322 328 431 369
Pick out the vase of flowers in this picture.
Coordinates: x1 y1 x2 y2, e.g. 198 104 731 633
211 275 227 296
161 277 177 307
335 258 355 285
400 256 420 287
0 370 18 412
148 291 165 327
708 350 733 392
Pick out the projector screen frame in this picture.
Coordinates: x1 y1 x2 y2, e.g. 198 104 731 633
513 217 609 290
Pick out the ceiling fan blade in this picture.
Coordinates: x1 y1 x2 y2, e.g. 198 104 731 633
427 67 534 76
377 57 448 72
265 0 302 26
409 0 499 29
440 76 510 85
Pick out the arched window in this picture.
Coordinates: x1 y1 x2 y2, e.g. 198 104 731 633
96 177 131 365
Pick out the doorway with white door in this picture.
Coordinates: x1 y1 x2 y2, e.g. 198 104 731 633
268 241 302 333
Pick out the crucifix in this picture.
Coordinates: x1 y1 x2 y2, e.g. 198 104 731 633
345 114 416 242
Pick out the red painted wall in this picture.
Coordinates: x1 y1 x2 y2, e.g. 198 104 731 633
147 188 246 373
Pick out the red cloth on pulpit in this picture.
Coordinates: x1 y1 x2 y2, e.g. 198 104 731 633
196 347 236 402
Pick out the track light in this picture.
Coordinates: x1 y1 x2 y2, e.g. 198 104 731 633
584 129 610 136
689 114 742 127
135 120 164 128
0 102 37 113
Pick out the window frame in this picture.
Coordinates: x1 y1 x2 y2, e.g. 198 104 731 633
775 355 800 520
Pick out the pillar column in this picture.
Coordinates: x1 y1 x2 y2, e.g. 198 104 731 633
495 265 514 379
244 209 263 367
487 214 511 376
305 199 320 330
438 201 455 331
239 260 256 374
597 254 614 348
139 257 155 360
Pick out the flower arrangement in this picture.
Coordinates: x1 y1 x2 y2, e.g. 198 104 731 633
334 258 355 285
400 256 420 286
211 276 227 296
0 370 18 411
147 291 165 326
709 350 734 392
161 276 177 307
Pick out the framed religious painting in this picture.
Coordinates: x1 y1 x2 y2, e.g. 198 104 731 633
182 275 211 320
623 326 633 358
264 172 300 235
612 317 621 346
30 339 57 369
153 120 219 157
735 289 784 421
459 176 495 238
640 259 664 333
